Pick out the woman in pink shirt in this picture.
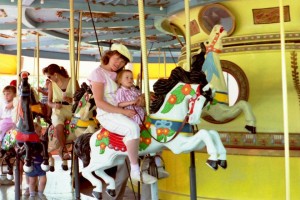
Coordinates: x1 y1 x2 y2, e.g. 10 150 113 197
88 44 157 185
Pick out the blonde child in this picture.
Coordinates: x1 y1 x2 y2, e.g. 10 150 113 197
116 70 145 124
116 70 169 179
0 85 17 144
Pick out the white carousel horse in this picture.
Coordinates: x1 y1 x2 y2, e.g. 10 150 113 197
47 83 99 171
194 24 256 133
74 82 227 199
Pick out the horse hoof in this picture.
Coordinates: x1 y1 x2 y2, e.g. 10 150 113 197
61 164 68 171
92 191 102 200
23 165 33 173
50 166 55 172
217 160 227 169
206 160 218 170
7 173 14 181
106 189 116 197
41 164 50 172
245 125 256 134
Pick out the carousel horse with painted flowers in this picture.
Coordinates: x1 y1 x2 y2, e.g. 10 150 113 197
47 82 99 171
15 71 50 174
74 67 227 199
192 24 256 133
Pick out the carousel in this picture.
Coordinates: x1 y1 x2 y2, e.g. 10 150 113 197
0 0 299 200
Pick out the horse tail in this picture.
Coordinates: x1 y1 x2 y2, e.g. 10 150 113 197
74 133 92 167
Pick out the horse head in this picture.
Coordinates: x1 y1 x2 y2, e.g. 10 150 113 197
205 24 228 52
73 85 96 121
188 84 214 125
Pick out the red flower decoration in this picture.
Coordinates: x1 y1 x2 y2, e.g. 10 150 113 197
168 94 177 104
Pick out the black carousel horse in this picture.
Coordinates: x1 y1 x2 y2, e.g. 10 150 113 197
15 71 49 173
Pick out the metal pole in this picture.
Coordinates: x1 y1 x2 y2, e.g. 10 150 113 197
74 153 81 199
36 33 40 89
16 0 23 88
138 0 150 115
279 1 290 199
184 0 196 199
76 11 83 81
15 154 21 200
69 0 76 94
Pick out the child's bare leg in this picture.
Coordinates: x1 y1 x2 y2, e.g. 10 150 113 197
28 176 38 197
38 175 47 193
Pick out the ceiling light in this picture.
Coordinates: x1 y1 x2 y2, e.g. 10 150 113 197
160 6 163 11
11 0 14 2
41 0 44 4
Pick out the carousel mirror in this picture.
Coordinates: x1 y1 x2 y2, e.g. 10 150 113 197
198 4 236 36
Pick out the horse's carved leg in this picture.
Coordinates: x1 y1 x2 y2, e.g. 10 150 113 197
82 164 104 198
94 170 116 197
166 130 219 170
202 100 256 133
23 142 33 173
48 153 55 172
208 130 227 169
5 148 16 180
40 139 50 172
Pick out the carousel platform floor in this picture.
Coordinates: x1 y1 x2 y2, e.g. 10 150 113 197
0 155 138 200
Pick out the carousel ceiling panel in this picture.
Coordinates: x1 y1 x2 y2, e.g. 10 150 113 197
0 0 224 63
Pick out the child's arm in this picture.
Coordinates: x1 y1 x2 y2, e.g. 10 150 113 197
118 99 137 108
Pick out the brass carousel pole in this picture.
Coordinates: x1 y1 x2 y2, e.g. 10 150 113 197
138 0 150 114
75 11 83 81
69 0 80 199
15 0 23 199
279 0 290 199
36 33 40 90
138 1 158 200
73 8 82 200
184 0 197 199
69 0 76 94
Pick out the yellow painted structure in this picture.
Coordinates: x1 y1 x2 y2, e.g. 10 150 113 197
153 0 300 199
0 53 19 75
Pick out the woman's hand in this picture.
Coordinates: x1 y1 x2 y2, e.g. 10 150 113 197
136 95 145 107
55 103 62 109
63 96 72 104
122 109 136 118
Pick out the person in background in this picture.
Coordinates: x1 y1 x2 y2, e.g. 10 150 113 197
42 64 79 160
25 121 48 200
88 43 157 185
37 79 52 118
0 85 17 145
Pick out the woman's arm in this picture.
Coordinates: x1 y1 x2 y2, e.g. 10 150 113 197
47 82 62 109
91 81 136 118
118 100 137 108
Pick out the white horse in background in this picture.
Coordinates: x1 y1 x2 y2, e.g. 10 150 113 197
194 24 256 133
74 82 227 199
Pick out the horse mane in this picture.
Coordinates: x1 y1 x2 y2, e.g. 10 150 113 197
74 133 92 167
150 52 208 113
72 82 90 113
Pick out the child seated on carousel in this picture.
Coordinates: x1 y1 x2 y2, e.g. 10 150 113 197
116 69 169 179
0 85 17 148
